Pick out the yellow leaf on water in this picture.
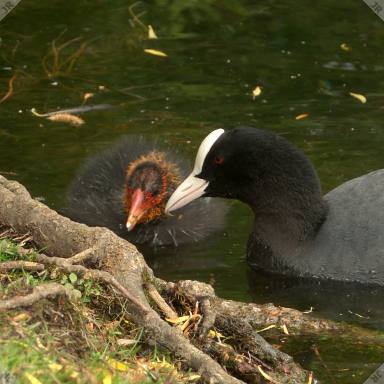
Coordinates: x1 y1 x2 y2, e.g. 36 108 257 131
47 113 85 126
107 358 129 372
103 373 112 384
349 92 367 104
144 49 167 57
295 113 309 120
252 86 262 99
340 43 351 51
83 92 94 103
148 25 158 39
25 373 43 384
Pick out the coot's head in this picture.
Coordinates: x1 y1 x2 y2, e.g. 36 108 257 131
125 151 180 230
166 127 325 231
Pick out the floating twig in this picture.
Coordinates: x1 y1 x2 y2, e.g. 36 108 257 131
0 72 17 104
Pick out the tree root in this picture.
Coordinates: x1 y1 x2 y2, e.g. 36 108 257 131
0 174 343 383
0 260 45 273
0 282 74 311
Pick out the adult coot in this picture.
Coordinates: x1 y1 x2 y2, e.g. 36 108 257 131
165 127 384 285
64 137 227 247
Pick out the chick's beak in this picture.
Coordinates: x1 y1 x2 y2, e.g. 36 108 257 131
126 189 146 231
165 173 209 214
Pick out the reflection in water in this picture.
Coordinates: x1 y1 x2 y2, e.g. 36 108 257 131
247 269 384 330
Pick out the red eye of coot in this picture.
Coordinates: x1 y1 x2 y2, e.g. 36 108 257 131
214 156 224 165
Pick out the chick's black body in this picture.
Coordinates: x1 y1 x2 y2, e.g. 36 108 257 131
64 137 227 247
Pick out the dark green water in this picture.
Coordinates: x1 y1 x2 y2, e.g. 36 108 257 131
1 1 384 382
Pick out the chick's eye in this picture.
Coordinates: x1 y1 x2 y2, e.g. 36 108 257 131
213 155 224 165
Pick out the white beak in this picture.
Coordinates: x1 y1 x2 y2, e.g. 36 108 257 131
165 173 209 213
165 128 225 213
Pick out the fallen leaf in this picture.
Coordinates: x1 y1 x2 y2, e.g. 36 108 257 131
48 363 63 372
295 113 309 120
25 373 43 384
349 92 367 104
256 324 276 333
252 86 262 99
47 113 85 126
208 329 225 339
165 315 189 324
70 371 80 379
148 25 158 39
116 338 137 346
303 306 313 314
107 358 130 372
35 336 48 350
144 49 167 57
281 323 290 335
307 371 313 384
340 43 351 51
12 313 30 322
103 373 112 384
257 365 280 384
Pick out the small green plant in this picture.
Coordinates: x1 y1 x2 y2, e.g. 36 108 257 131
60 273 102 302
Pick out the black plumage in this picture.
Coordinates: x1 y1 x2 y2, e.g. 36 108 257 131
166 126 384 285
64 136 228 247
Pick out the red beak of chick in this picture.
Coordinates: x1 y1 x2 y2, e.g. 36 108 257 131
126 189 146 231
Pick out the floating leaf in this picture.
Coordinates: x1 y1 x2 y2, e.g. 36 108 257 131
303 306 313 314
47 113 85 126
340 43 351 51
148 25 158 39
144 49 167 57
25 373 43 384
83 92 94 103
349 92 367 104
252 86 262 99
295 113 309 120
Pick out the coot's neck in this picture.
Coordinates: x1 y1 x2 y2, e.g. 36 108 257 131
244 175 328 266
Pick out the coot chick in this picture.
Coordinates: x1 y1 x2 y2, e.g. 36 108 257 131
64 137 227 247
166 127 384 285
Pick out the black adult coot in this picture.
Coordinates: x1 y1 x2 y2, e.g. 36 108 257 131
64 137 227 247
165 126 384 285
